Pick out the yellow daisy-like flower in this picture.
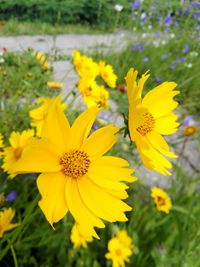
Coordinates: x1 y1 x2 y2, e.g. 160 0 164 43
70 223 93 249
0 208 19 238
29 97 66 137
83 83 109 109
34 51 50 70
2 129 34 178
11 97 137 238
184 125 197 136
47 81 63 90
105 236 132 267
99 60 117 89
151 187 172 214
116 230 133 250
126 68 180 176
73 50 99 80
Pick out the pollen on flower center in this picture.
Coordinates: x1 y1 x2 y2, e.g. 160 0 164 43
136 112 155 136
60 150 90 179
157 196 165 206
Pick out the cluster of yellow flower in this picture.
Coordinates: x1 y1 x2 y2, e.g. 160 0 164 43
34 51 50 70
73 50 117 108
0 67 179 244
106 230 133 267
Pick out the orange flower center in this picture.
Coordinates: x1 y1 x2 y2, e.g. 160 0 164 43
136 112 155 136
115 249 122 257
60 150 90 179
184 125 197 136
157 196 165 206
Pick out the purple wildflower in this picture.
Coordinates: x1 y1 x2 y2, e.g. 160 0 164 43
174 21 179 27
164 14 173 27
151 6 156 12
130 0 141 9
143 57 149 62
183 8 190 15
6 190 18 202
190 2 200 8
192 11 199 18
130 43 145 51
183 44 190 53
154 77 162 83
182 115 196 126
196 25 200 30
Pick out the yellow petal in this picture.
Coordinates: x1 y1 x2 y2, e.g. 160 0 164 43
142 82 179 118
65 178 104 239
68 107 99 150
77 176 131 222
41 96 70 154
37 172 68 226
89 161 136 183
146 131 177 158
11 139 61 174
81 125 119 158
92 156 129 167
154 113 180 135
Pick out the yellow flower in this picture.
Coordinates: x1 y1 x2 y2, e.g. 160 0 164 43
73 50 99 80
126 68 180 176
105 236 132 267
34 51 50 70
2 129 34 178
0 208 19 238
83 83 109 109
99 60 117 88
70 223 93 249
184 125 197 136
47 81 63 90
116 230 133 250
29 97 66 137
151 187 172 214
11 96 137 239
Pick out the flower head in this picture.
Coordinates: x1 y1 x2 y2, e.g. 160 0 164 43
6 190 18 202
29 97 66 137
70 223 93 248
106 231 133 267
2 129 34 178
34 51 50 70
99 61 117 89
47 81 63 90
183 116 197 136
151 187 172 213
11 97 137 238
0 208 19 237
126 68 179 176
114 4 123 12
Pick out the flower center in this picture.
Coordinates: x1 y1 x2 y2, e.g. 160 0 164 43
136 112 155 136
60 150 90 179
157 196 165 206
14 147 22 160
115 249 122 257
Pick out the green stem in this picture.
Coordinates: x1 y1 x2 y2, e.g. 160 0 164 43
10 244 18 267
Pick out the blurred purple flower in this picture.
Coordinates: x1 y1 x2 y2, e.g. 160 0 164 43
170 63 176 70
161 53 168 59
196 25 200 30
192 11 199 18
6 190 18 202
183 44 190 53
174 21 179 27
183 8 190 15
157 31 161 38
132 16 137 21
143 57 149 62
164 14 173 27
154 77 162 83
151 6 156 12
190 2 200 8
182 115 196 126
180 56 186 62
130 43 144 51
130 0 141 9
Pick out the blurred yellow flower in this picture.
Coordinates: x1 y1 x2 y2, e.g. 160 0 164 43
99 60 117 88
105 235 133 267
83 83 109 109
2 129 34 178
11 97 137 239
70 224 93 249
34 51 50 70
116 230 133 250
73 50 99 80
0 208 19 238
151 187 172 214
126 68 179 176
29 97 66 137
184 125 197 136
47 81 63 90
